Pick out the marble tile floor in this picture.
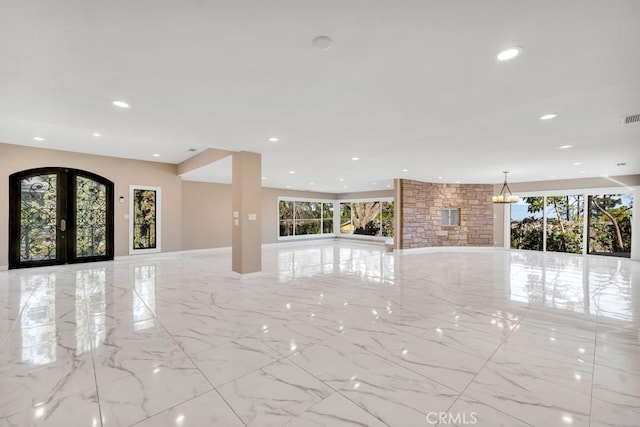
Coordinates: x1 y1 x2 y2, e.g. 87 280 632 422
1 241 639 426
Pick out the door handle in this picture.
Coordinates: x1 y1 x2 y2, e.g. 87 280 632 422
59 219 66 232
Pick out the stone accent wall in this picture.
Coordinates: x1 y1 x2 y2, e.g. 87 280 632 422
398 179 494 249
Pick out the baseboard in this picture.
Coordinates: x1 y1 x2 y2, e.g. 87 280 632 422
114 246 231 261
262 238 338 248
396 246 503 254
230 271 263 279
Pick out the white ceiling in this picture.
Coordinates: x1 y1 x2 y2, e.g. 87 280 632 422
1 0 639 193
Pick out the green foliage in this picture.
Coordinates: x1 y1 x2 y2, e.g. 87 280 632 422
280 200 394 237
524 196 544 214
510 218 543 251
133 190 157 249
279 200 334 236
295 220 321 235
76 176 107 257
512 194 632 255
340 203 351 233
381 201 394 237
589 195 632 253
546 221 583 254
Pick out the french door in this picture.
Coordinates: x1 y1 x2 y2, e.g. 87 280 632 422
9 167 114 269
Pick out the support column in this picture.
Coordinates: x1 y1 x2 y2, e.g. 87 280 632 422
232 151 262 275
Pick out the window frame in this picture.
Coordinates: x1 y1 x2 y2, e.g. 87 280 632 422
337 197 394 242
277 197 336 240
505 185 639 260
441 208 460 227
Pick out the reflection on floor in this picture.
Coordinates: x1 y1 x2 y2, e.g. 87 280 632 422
0 241 638 426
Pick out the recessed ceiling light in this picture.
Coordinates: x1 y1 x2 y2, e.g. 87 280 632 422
437 176 443 180
351 157 359 161
261 176 267 180
386 184 392 188
288 170 295 174
343 186 347 189
402 169 409 172
572 162 582 166
561 415 573 425
540 114 558 120
578 171 586 174
550 175 556 178
286 185 291 188
93 132 101 137
372 182 377 185
313 36 333 50
309 182 314 185
339 178 344 181
559 145 572 149
111 100 131 109
496 46 522 61
33 136 44 141
153 153 160 157
268 137 279 142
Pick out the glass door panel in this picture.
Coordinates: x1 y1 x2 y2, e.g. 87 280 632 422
588 194 633 257
545 195 584 254
19 174 59 262
510 197 544 251
75 175 108 258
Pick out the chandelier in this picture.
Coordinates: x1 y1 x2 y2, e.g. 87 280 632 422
492 171 519 204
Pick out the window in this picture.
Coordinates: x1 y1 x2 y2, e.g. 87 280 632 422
339 200 394 237
441 208 460 226
588 194 633 257
340 203 352 234
510 197 543 251
279 201 294 236
509 191 633 258
278 199 334 238
511 195 584 253
322 203 334 233
545 196 583 254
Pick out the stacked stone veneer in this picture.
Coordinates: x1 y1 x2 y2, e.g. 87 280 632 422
398 179 494 249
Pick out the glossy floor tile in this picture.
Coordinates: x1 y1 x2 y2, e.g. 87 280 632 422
1 241 639 426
